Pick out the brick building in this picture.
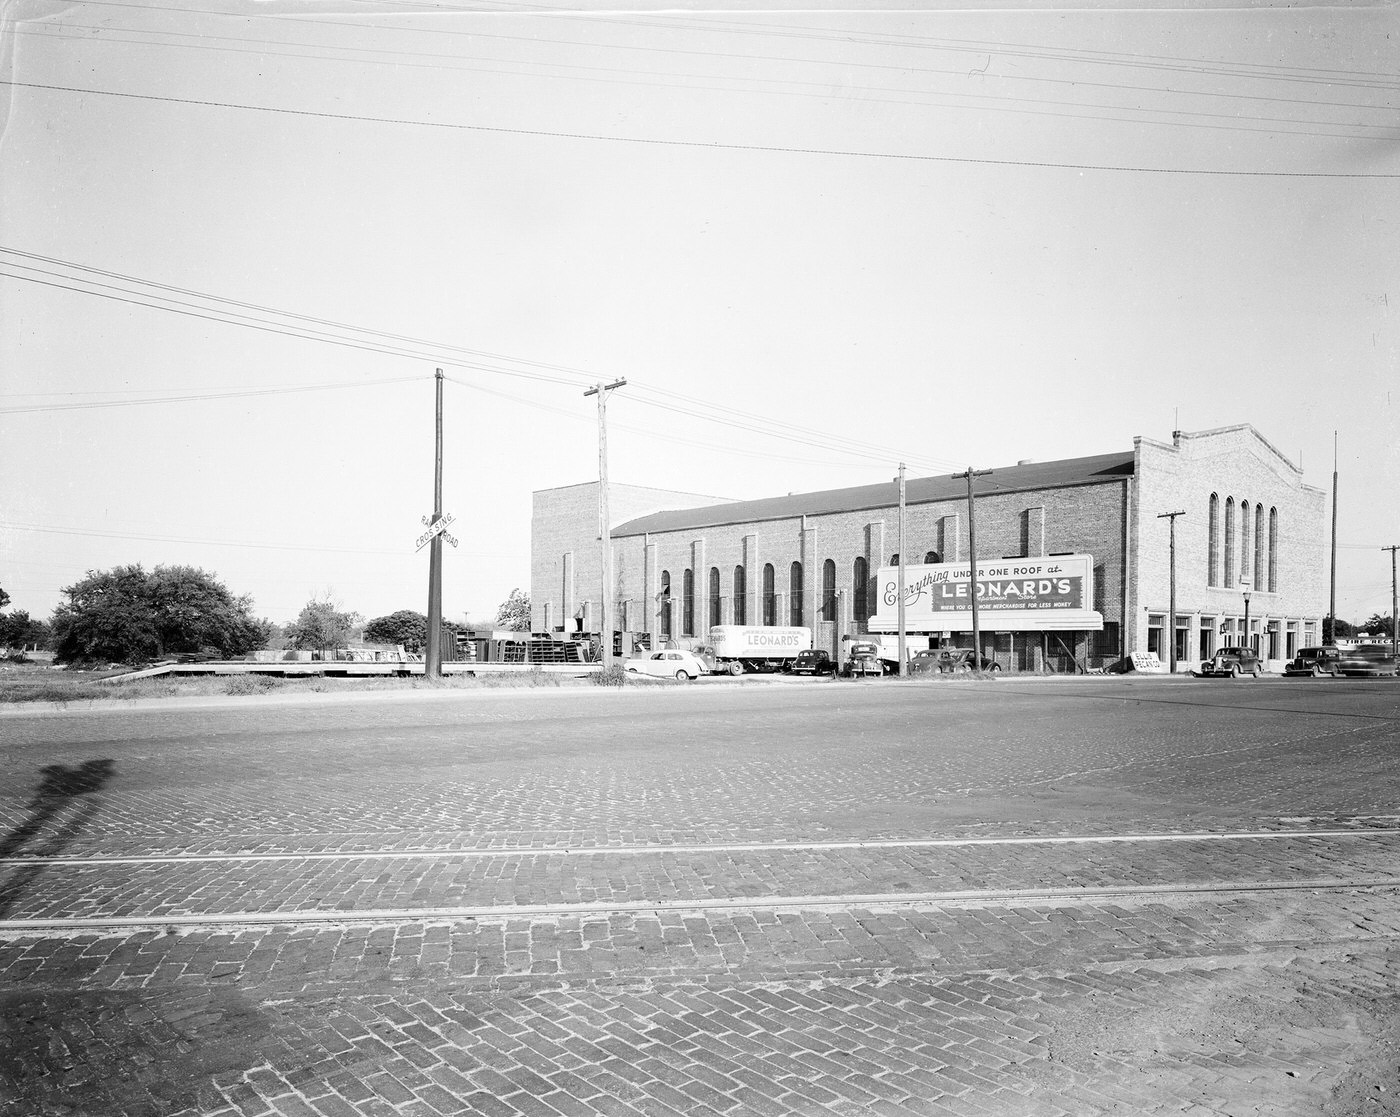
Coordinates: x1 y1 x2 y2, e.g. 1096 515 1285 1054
531 425 1327 672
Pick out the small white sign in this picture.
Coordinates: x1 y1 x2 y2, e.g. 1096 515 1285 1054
415 513 457 552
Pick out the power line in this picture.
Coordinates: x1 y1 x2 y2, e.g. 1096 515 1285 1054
0 249 963 472
0 520 524 558
18 15 1396 139
0 376 419 415
4 80 1395 177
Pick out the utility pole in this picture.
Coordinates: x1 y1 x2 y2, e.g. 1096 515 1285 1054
954 467 992 672
1329 432 1338 644
1157 511 1186 673
584 378 627 668
426 368 445 680
1241 579 1252 653
897 463 907 678
1384 545 1399 659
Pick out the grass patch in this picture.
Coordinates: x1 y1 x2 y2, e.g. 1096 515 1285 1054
0 663 595 705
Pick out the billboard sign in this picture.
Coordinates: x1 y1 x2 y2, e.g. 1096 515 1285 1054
869 555 1102 633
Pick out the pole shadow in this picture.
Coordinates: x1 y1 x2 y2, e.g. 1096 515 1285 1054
0 759 115 918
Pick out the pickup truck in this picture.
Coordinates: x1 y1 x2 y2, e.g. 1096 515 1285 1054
842 641 885 677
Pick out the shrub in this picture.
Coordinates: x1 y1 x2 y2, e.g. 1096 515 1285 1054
224 674 278 696
591 664 628 687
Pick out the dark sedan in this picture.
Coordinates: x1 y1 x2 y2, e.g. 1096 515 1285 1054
1198 646 1263 678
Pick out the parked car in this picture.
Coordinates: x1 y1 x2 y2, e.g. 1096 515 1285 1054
928 649 1000 674
623 649 707 681
1283 645 1345 678
908 649 943 676
842 641 885 677
1338 645 1399 677
788 649 834 676
1198 646 1263 677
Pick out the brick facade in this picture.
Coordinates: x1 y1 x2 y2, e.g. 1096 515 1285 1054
1129 427 1327 668
531 426 1327 672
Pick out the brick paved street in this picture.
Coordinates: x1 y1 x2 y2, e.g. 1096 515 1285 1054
3 676 1399 1116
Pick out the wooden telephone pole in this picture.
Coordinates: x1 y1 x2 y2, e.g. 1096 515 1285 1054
585 378 627 668
1384 544 1399 659
953 467 992 671
426 369 445 679
897 463 907 677
1157 510 1186 673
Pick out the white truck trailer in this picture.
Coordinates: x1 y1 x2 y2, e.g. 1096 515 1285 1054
699 625 812 675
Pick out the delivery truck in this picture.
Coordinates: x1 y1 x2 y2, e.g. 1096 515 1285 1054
698 625 812 675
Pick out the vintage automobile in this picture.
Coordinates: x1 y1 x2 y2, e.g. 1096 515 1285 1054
922 649 1001 674
842 641 885 677
788 649 834 676
1338 645 1399 677
1198 646 1263 678
622 649 707 681
908 649 944 676
1283 645 1345 678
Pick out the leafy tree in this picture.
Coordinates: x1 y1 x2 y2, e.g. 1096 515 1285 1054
50 564 270 664
1362 613 1396 637
364 610 428 650
1323 615 1354 643
285 596 362 654
495 588 531 632
0 586 10 610
0 610 49 651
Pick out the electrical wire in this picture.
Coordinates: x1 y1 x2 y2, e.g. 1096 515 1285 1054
4 80 1395 176
0 376 420 415
19 10 1397 137
0 249 972 472
0 520 524 559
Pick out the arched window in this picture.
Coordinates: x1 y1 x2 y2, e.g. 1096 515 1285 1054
853 557 869 624
733 566 746 626
1224 498 1236 586
889 553 900 566
1208 493 1220 587
1240 501 1252 586
821 559 836 621
1268 508 1279 592
1254 504 1265 594
924 550 941 564
682 569 694 637
762 564 776 626
789 561 803 626
708 567 721 630
659 570 671 637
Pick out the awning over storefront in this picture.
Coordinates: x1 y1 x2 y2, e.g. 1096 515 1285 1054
868 555 1105 634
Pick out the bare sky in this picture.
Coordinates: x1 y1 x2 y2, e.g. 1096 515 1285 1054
2 0 1396 627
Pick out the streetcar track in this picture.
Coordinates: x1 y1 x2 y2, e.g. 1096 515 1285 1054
3 876 1398 933
4 826 1398 867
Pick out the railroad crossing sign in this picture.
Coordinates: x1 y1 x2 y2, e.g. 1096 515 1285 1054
415 513 458 552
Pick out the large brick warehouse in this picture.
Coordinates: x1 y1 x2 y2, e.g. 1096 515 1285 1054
530 425 1328 673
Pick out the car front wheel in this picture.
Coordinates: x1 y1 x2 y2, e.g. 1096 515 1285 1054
675 670 691 681
1230 664 1241 678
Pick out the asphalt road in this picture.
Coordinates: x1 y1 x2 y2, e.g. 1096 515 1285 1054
2 675 1399 1117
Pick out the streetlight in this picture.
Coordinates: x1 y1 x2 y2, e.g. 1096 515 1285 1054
1240 578 1252 651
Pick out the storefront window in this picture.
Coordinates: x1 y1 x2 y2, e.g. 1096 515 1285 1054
1147 614 1165 657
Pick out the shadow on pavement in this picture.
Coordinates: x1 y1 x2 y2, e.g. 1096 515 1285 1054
0 758 115 918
